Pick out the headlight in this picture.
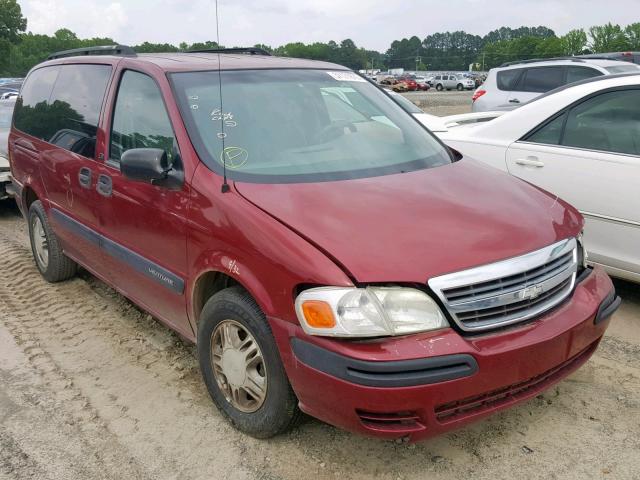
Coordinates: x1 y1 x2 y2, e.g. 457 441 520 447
577 232 588 268
295 286 448 337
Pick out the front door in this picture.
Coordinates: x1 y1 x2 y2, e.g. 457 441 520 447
506 87 640 277
95 69 191 337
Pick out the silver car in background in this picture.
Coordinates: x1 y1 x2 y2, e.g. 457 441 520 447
433 74 475 91
0 97 16 200
472 57 640 112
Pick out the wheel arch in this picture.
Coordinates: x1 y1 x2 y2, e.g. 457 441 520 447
189 265 275 332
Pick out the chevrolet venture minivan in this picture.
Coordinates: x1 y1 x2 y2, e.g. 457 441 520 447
9 45 620 442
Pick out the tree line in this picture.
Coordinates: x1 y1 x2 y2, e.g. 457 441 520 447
0 0 639 76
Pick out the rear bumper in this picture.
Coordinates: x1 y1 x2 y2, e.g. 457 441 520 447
270 266 616 442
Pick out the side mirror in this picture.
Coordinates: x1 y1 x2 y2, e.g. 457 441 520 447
120 148 171 184
448 147 463 162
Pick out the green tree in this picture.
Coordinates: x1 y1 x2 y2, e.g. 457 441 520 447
561 29 588 55
589 23 629 52
624 23 640 50
0 0 26 42
134 42 179 53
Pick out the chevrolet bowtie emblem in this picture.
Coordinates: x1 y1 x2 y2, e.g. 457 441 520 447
521 284 544 300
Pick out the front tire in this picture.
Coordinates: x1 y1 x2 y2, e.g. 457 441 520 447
197 286 301 438
28 201 77 282
436 83 443 91
457 83 463 91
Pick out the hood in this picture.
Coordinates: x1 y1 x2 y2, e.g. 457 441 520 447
235 159 582 283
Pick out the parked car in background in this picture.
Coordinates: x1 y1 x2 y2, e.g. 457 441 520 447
414 75 431 90
472 57 640 112
396 75 418 91
577 51 640 64
9 45 617 443
440 73 640 283
433 74 475 91
0 97 16 199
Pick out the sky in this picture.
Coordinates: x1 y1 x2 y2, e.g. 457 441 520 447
21 0 639 51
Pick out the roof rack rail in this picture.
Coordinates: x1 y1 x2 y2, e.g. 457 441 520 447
47 44 136 60
187 47 272 56
499 56 585 67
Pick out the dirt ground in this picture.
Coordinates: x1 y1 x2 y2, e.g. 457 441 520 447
403 90 474 116
1 195 639 479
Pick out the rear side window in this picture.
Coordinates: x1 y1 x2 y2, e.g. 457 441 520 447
13 64 111 159
47 64 112 158
13 66 61 137
496 69 523 91
566 67 602 84
525 88 640 156
562 89 640 155
520 67 565 93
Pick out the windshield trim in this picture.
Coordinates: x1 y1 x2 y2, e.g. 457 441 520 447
168 68 453 184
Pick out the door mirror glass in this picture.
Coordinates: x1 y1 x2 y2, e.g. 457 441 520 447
120 148 170 183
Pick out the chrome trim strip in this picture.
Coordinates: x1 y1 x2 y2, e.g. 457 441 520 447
580 211 640 228
428 238 577 332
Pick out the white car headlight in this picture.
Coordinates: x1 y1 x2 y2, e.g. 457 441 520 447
295 286 449 337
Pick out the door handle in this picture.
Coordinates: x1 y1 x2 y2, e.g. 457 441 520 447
96 174 112 197
515 157 545 168
78 167 92 188
509 98 520 104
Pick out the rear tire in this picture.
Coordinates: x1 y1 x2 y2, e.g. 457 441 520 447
197 286 301 438
28 200 77 283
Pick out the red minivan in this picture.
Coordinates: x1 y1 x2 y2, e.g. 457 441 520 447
9 45 620 441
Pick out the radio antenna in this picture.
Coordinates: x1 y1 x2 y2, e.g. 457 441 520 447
215 0 230 193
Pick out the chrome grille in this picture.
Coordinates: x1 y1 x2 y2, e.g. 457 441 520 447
428 238 578 332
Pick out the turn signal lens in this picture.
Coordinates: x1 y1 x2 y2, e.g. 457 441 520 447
301 300 336 328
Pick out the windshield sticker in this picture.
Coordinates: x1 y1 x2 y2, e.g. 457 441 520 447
326 71 366 83
220 146 248 169
211 108 237 127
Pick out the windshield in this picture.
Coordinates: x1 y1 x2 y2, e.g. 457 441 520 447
605 65 640 74
170 69 451 183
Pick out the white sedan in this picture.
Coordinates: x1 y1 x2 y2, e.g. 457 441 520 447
437 73 640 283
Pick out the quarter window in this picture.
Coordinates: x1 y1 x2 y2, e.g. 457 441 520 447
13 66 61 139
526 113 566 146
566 67 602 84
110 71 176 164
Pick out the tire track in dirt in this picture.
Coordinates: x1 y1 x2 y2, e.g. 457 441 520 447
0 228 271 480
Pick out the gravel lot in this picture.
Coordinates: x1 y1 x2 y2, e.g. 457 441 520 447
1 98 639 479
403 90 473 116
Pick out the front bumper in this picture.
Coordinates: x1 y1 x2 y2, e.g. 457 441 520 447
270 267 616 442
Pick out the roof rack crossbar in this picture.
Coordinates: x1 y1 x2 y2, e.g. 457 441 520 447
47 44 136 60
187 47 272 56
499 56 586 67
